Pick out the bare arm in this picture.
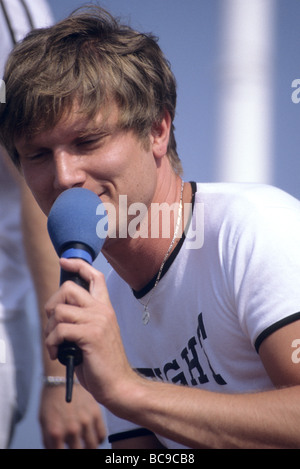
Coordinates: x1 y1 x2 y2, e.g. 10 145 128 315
45 257 300 449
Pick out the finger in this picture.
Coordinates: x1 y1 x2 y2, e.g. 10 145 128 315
81 420 101 449
45 322 81 360
81 409 107 449
45 279 93 319
95 412 107 445
43 431 66 450
46 319 99 361
59 258 111 303
64 424 83 449
45 303 84 338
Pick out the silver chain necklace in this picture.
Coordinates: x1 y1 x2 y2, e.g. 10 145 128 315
139 180 184 325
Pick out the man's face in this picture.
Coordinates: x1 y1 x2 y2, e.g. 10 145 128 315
15 106 159 239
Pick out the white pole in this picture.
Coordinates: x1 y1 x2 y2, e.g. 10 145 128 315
216 0 275 183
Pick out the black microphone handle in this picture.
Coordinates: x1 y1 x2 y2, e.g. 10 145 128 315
58 268 89 402
59 268 90 290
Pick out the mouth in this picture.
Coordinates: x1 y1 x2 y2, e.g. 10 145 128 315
98 189 109 202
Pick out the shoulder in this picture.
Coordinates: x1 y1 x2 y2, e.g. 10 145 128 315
194 182 300 230
195 182 300 210
190 182 300 261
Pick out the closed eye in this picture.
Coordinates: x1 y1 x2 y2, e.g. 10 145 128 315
24 150 51 162
77 138 100 147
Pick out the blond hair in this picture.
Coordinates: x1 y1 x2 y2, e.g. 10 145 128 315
0 6 182 174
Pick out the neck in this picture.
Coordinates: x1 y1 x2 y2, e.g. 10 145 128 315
102 174 192 291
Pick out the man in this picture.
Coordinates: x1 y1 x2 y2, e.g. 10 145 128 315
1 6 300 448
0 0 105 449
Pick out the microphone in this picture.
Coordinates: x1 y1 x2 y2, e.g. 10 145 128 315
47 187 107 402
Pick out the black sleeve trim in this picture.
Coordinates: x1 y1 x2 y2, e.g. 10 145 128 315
108 428 154 443
255 311 300 353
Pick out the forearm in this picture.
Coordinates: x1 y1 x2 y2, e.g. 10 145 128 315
20 182 62 374
110 378 300 449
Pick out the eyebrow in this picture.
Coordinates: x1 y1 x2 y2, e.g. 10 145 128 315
75 121 117 139
75 129 110 141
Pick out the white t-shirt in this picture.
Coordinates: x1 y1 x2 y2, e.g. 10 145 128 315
105 182 300 448
0 0 53 319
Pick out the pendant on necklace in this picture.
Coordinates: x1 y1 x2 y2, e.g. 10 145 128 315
142 306 150 325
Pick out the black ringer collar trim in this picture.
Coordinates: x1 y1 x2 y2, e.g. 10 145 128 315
133 181 197 300
255 311 300 353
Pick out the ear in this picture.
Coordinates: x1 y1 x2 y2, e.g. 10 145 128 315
151 110 171 159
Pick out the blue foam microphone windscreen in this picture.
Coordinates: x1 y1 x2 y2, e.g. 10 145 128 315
47 187 106 260
47 187 107 402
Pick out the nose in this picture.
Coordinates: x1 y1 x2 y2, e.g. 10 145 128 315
53 150 86 191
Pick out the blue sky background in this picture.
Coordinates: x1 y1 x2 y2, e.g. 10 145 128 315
11 0 300 448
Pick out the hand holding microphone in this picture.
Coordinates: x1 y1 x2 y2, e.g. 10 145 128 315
47 188 107 402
